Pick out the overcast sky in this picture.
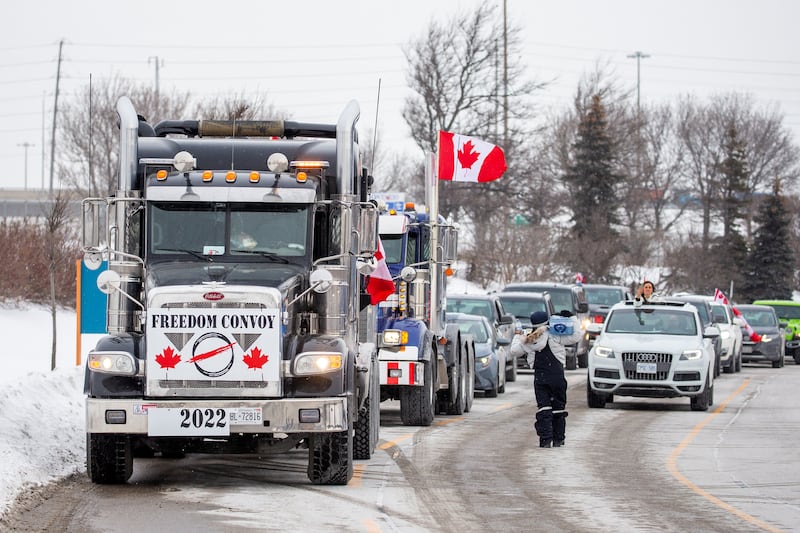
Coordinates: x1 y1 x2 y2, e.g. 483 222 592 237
2 0 799 190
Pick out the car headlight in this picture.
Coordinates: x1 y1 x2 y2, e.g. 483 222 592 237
720 330 730 340
478 356 492 368
381 329 408 347
760 335 774 343
680 349 703 360
88 351 137 376
294 352 343 375
594 345 614 358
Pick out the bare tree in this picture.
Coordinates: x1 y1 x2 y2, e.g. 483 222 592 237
43 192 77 369
192 91 286 121
58 74 191 197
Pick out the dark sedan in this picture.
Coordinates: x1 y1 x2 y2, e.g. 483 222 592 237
447 312 508 397
736 304 786 368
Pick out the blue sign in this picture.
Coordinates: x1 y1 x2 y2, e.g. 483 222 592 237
80 261 108 334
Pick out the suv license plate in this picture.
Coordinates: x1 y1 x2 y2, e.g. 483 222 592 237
636 362 657 374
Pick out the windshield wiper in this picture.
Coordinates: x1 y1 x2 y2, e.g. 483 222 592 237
231 249 291 264
155 248 214 262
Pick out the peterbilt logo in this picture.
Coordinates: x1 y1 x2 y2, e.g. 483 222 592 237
637 353 658 362
203 291 225 301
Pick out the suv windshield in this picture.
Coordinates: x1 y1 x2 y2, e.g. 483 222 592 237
545 288 573 314
606 308 697 336
453 318 490 343
498 296 549 320
150 202 310 260
584 288 625 306
766 305 800 320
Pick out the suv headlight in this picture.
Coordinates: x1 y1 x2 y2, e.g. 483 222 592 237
294 352 343 375
680 349 703 360
594 345 614 358
720 330 730 340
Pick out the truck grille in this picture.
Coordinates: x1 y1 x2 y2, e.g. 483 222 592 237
621 351 672 381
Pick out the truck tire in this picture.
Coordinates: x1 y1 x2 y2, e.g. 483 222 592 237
87 433 133 484
400 358 435 426
446 350 467 415
690 376 713 411
354 355 380 460
586 380 606 408
308 423 353 485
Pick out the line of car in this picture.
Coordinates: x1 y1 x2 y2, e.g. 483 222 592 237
447 284 798 410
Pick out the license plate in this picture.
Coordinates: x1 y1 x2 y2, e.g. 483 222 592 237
148 407 231 437
636 362 657 374
228 408 263 426
742 345 753 354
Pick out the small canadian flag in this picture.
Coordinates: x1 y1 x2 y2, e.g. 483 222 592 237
714 288 762 343
437 131 507 182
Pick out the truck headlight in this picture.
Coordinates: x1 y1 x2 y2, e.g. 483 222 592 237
594 345 614 358
381 329 408 347
680 349 703 360
88 351 137 376
294 352 343 375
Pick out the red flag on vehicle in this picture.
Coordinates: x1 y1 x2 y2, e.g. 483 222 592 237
366 237 395 304
714 288 762 342
437 131 506 182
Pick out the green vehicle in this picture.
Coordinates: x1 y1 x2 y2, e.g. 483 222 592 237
752 300 800 364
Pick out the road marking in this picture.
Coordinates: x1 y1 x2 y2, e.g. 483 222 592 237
666 378 784 533
350 464 365 488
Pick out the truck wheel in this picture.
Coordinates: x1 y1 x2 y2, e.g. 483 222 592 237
400 359 435 426
690 376 712 411
353 355 380 460
506 354 518 382
446 348 467 415
308 423 353 485
586 380 606 408
87 433 133 484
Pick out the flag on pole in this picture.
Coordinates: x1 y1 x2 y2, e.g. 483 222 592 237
714 288 762 342
366 237 395 304
437 130 506 182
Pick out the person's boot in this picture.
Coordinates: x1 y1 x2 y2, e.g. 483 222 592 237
553 439 565 447
539 438 552 448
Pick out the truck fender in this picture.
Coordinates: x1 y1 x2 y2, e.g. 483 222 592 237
356 342 377 411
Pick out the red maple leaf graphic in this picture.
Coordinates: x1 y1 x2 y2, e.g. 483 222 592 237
243 347 269 369
155 346 181 369
457 140 480 169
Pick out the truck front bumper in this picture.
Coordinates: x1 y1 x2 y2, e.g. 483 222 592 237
86 397 348 434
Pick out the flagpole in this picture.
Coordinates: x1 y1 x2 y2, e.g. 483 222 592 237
426 150 440 335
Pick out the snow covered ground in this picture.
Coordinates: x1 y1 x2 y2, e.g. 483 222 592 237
0 303 95 517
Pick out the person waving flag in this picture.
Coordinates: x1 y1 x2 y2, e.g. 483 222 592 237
714 288 762 342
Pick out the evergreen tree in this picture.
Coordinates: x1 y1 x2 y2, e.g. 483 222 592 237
564 94 622 238
562 94 623 282
718 124 749 238
741 183 795 301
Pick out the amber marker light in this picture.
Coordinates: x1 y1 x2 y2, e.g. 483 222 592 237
202 171 213 182
225 171 236 183
249 171 260 183
156 170 168 181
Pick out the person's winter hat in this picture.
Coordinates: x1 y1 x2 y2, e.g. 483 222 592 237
530 311 549 327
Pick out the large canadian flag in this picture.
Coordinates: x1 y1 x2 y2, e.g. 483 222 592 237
714 288 762 342
438 131 507 182
366 237 395 304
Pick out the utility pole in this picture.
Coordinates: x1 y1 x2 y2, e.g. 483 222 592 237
627 50 650 112
148 56 163 100
502 0 508 149
49 39 64 196
18 142 34 190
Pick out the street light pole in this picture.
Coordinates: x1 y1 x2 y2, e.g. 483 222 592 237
627 50 650 111
18 142 34 190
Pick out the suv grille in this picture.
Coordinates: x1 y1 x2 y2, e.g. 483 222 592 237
622 351 672 380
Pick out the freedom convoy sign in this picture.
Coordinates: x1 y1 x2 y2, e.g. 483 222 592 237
146 308 281 383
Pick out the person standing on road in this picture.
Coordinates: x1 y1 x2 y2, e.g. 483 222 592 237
510 310 582 448
633 280 660 308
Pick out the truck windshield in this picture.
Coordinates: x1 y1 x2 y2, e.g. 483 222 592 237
149 202 310 259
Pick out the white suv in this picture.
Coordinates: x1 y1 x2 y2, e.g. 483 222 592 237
586 300 720 412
